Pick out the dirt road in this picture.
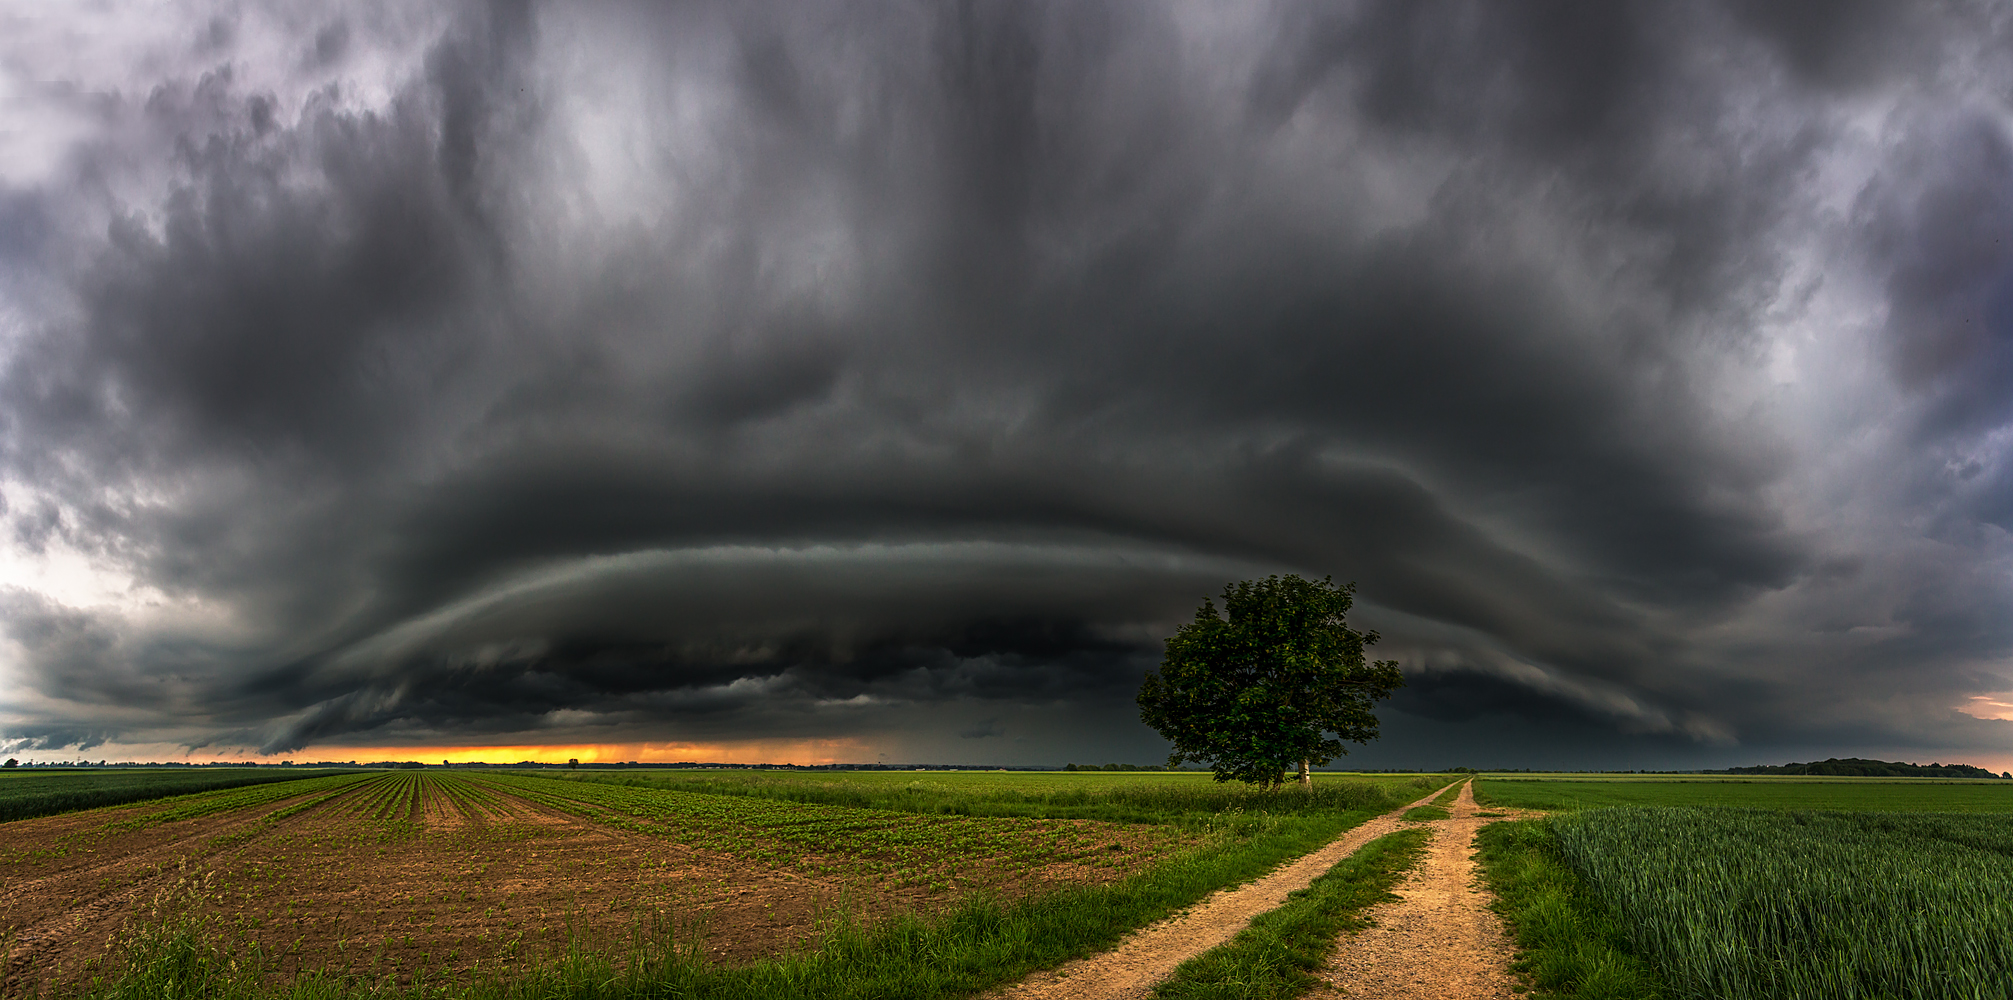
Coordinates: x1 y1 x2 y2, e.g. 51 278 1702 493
993 782 1453 1000
1309 779 1519 999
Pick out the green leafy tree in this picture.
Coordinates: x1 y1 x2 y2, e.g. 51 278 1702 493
1138 575 1404 789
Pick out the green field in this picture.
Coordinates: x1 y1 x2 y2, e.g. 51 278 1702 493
1474 774 2013 999
0 767 352 823
1554 807 2013 998
1474 774 2013 812
521 768 1439 823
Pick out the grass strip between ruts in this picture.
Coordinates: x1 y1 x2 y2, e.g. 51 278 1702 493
1430 779 1465 807
1149 828 1429 1000
1399 777 1465 820
1472 820 1665 1000
55 808 1399 1000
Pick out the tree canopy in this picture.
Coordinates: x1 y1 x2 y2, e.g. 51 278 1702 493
1137 575 1403 787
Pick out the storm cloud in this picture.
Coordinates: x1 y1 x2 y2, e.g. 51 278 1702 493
2 0 2011 767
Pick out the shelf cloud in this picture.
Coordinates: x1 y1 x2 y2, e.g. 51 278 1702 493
3 1 2012 767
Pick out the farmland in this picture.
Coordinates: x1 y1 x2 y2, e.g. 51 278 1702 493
1472 774 2013 999
0 768 352 823
526 768 1442 823
0 768 1440 997
1474 774 2013 812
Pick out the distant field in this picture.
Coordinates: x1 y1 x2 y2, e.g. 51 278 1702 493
538 768 1439 794
1 767 1447 996
0 767 352 823
523 768 1443 823
1474 774 2013 811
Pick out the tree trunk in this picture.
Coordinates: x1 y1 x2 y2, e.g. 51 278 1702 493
1298 759 1312 791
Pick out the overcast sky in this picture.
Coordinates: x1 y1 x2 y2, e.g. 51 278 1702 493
1 0 2011 769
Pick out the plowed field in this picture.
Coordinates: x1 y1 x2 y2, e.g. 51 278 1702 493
0 771 1183 992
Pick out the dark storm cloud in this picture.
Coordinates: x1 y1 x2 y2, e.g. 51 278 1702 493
3 0 2013 766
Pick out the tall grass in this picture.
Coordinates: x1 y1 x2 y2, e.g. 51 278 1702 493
1473 820 1665 1000
1549 807 2013 999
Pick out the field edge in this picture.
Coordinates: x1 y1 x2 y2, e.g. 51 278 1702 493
1472 818 1666 1000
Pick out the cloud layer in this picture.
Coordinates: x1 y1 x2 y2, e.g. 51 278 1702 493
2 0 2011 766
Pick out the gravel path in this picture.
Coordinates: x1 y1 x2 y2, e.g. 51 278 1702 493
1308 779 1520 999
990 782 1451 1000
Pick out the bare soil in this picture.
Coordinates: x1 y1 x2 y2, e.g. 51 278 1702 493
992 781 1453 1000
0 774 1167 994
1309 779 1522 1000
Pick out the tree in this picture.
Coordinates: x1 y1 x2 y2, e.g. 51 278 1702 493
2 758 15 769
1137 575 1403 790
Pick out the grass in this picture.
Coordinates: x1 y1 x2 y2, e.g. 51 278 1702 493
26 771 1452 999
1395 777 1463 822
0 769 350 824
1473 820 1665 1000
1548 807 2013 999
1473 777 2013 812
521 769 1443 824
1150 829 1429 1000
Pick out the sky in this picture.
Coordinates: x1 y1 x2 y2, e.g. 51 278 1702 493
1 1 2011 771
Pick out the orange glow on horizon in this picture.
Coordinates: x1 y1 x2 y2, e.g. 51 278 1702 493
5 736 882 767
236 737 879 766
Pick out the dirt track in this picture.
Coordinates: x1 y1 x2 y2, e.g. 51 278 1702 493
1310 780 1520 999
993 781 1453 1000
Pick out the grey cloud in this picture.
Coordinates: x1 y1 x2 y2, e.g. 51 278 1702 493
1 1 2011 767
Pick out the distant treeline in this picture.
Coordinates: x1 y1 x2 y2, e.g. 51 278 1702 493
1712 757 2011 779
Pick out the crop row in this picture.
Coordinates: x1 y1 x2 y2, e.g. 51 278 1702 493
206 773 383 847
322 772 432 835
466 772 1171 887
1551 806 2013 999
428 771 512 822
103 772 379 833
309 772 520 834
264 775 378 824
0 768 351 824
